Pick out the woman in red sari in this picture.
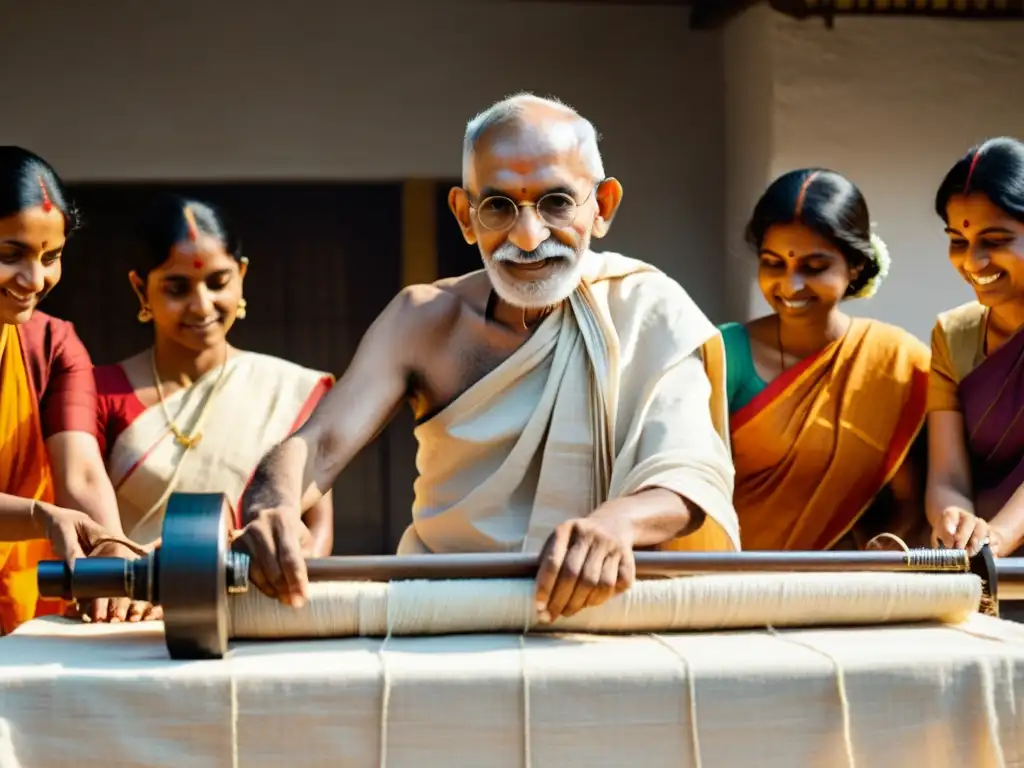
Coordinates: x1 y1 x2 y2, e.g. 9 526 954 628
720 169 931 551
0 147 132 633
928 137 1024 558
94 195 334 620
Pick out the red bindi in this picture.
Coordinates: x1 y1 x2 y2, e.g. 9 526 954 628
788 250 795 259
193 258 204 270
963 220 970 229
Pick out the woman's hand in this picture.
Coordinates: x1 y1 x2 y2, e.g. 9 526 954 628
931 506 995 556
35 502 109 564
38 506 160 623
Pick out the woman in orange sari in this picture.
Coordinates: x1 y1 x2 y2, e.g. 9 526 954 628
0 147 132 634
93 195 334 620
927 138 1024 559
720 169 930 551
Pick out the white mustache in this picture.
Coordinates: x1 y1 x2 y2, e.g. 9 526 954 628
492 240 576 264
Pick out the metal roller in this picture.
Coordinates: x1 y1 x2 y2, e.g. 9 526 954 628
37 492 1024 660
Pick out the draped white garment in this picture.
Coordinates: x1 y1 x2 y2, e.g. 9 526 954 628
107 352 330 543
401 251 739 555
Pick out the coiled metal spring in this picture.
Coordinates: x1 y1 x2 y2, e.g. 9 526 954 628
903 547 970 571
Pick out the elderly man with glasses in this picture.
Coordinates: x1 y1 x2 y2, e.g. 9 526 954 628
238 93 739 623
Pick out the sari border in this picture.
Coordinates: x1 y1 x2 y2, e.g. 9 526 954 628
730 346 827 433
113 433 169 493
819 364 930 550
13 324 54 502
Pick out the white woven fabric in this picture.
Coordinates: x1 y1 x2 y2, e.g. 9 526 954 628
2 614 1023 767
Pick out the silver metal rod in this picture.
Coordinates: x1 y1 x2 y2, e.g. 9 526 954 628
998 559 1024 601
303 549 981 582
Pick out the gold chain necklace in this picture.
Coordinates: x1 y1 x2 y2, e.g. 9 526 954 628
150 347 229 450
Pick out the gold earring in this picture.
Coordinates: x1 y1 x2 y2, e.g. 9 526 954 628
236 298 247 320
137 305 152 323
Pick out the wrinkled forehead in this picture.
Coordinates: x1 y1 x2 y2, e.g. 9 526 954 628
466 122 594 197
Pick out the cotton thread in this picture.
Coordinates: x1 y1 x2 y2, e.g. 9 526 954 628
379 582 394 768
524 626 532 768
229 572 983 640
649 633 702 768
978 656 1007 768
765 626 855 768
949 621 1019 767
520 517 533 768
229 657 240 768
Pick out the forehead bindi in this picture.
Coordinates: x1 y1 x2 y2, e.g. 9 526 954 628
947 197 1023 239
0 207 65 252
472 129 591 196
762 223 839 257
162 241 234 275
475 152 578 188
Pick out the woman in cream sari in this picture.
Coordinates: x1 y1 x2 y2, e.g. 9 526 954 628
94 195 333 619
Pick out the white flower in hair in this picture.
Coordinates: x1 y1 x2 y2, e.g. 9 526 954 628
854 231 891 299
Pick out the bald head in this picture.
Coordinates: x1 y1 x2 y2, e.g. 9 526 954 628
461 93 605 187
449 93 623 310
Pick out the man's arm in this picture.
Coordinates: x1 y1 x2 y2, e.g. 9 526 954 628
534 348 734 623
238 286 437 605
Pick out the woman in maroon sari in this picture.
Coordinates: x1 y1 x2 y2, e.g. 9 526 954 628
927 137 1024 558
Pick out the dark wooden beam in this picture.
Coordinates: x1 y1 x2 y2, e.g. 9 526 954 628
513 0 691 5
771 0 1024 22
689 0 761 28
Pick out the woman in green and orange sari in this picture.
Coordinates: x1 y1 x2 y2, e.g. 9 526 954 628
720 169 930 551
0 147 132 634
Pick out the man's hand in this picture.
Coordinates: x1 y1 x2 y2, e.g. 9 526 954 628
534 515 635 623
234 507 313 607
931 506 994 556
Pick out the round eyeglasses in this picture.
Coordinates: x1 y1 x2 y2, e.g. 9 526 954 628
468 188 594 233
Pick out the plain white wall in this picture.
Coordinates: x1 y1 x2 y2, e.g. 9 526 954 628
722 4 776 322
760 13 1024 340
0 0 728 319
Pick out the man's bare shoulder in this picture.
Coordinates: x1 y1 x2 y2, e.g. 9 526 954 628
431 269 491 305
387 272 492 334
